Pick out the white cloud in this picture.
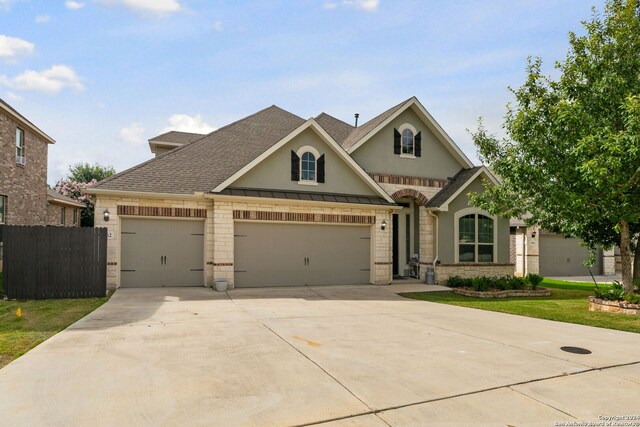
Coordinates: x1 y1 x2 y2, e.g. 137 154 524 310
35 15 51 23
5 91 22 102
1 65 84 94
0 35 34 61
343 0 379 11
100 0 182 15
212 20 223 31
0 0 14 11
120 122 146 145
162 114 216 134
65 1 85 10
323 2 337 10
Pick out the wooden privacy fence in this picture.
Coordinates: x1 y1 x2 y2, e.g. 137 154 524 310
3 226 107 299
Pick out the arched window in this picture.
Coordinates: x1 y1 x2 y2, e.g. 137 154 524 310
401 129 414 155
301 152 316 181
457 212 495 262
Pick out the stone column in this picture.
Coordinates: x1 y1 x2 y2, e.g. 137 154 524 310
212 201 235 288
418 206 433 280
373 211 392 285
603 248 616 276
525 226 540 275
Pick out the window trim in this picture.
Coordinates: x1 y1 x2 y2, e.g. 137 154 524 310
16 127 25 165
73 208 78 225
454 208 498 263
0 195 6 225
398 123 417 158
60 206 66 225
296 146 320 185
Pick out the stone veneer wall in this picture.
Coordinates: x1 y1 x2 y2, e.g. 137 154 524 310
0 108 48 226
95 195 393 289
435 263 515 285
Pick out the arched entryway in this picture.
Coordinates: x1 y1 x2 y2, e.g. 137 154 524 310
390 189 430 278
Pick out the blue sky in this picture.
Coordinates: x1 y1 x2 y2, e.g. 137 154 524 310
0 0 606 185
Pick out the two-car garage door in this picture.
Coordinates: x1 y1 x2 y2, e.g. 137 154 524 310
121 218 204 287
234 222 371 287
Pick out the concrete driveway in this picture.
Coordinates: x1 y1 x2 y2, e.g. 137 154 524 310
1 285 639 426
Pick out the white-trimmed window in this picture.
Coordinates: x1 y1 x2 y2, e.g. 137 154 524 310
16 128 25 165
455 209 497 263
401 129 414 155
295 145 322 185
301 152 316 181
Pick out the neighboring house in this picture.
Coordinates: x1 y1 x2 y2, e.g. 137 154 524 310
87 97 513 289
46 188 85 227
0 98 55 226
511 220 617 277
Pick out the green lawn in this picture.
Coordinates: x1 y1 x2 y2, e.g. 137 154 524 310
401 278 640 334
0 273 111 368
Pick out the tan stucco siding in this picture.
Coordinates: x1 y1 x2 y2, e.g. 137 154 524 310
350 108 464 180
232 128 378 196
436 177 510 264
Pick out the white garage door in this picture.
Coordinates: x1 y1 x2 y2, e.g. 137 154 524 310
234 222 371 287
120 218 204 287
539 234 602 276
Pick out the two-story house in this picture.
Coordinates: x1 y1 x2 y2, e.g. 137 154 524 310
88 97 514 289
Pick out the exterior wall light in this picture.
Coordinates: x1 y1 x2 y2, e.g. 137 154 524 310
381 219 387 231
531 231 536 238
103 209 110 222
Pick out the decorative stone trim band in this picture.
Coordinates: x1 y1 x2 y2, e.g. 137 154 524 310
233 210 375 225
438 263 516 267
453 288 551 298
213 262 233 267
588 297 640 315
374 261 393 265
107 262 118 266
369 173 448 188
118 205 207 218
390 189 429 206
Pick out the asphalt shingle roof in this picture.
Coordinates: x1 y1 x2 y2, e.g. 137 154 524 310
424 166 482 209
339 97 411 151
149 130 205 145
47 188 86 207
93 105 306 194
314 113 354 145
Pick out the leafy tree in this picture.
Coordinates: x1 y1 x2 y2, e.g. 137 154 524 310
470 0 640 292
68 162 115 183
53 162 115 227
53 179 97 227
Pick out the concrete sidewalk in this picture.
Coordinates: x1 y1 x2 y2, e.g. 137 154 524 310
548 275 622 284
0 285 639 426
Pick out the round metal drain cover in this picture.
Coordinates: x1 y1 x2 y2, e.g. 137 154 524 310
560 346 592 354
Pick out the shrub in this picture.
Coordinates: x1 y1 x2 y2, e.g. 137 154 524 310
493 276 512 291
447 275 472 288
471 276 492 292
509 276 526 290
525 274 544 290
623 292 640 305
594 281 625 301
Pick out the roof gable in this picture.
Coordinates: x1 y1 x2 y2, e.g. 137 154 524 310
214 119 395 203
343 97 473 169
425 166 498 211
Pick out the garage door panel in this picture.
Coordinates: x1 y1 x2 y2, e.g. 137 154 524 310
234 222 370 288
539 235 602 276
121 218 204 288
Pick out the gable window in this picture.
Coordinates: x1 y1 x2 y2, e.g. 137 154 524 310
73 208 78 225
16 128 25 165
393 124 421 157
0 196 6 224
61 207 66 225
301 152 316 181
456 210 495 263
291 146 325 184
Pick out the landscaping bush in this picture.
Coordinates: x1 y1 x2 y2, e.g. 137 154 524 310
471 276 492 292
509 276 526 290
525 274 544 290
446 275 472 288
493 276 512 291
594 281 626 301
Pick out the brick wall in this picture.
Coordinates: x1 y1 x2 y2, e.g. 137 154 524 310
46 203 81 227
435 263 515 285
0 108 48 225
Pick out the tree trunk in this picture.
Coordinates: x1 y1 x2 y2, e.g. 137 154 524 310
620 220 633 293
633 241 640 291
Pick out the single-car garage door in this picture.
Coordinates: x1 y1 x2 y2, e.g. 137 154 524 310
234 222 371 287
539 234 602 276
121 218 204 287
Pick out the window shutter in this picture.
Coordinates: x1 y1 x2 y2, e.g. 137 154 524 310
291 150 300 181
414 131 422 157
393 128 401 154
317 154 325 183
